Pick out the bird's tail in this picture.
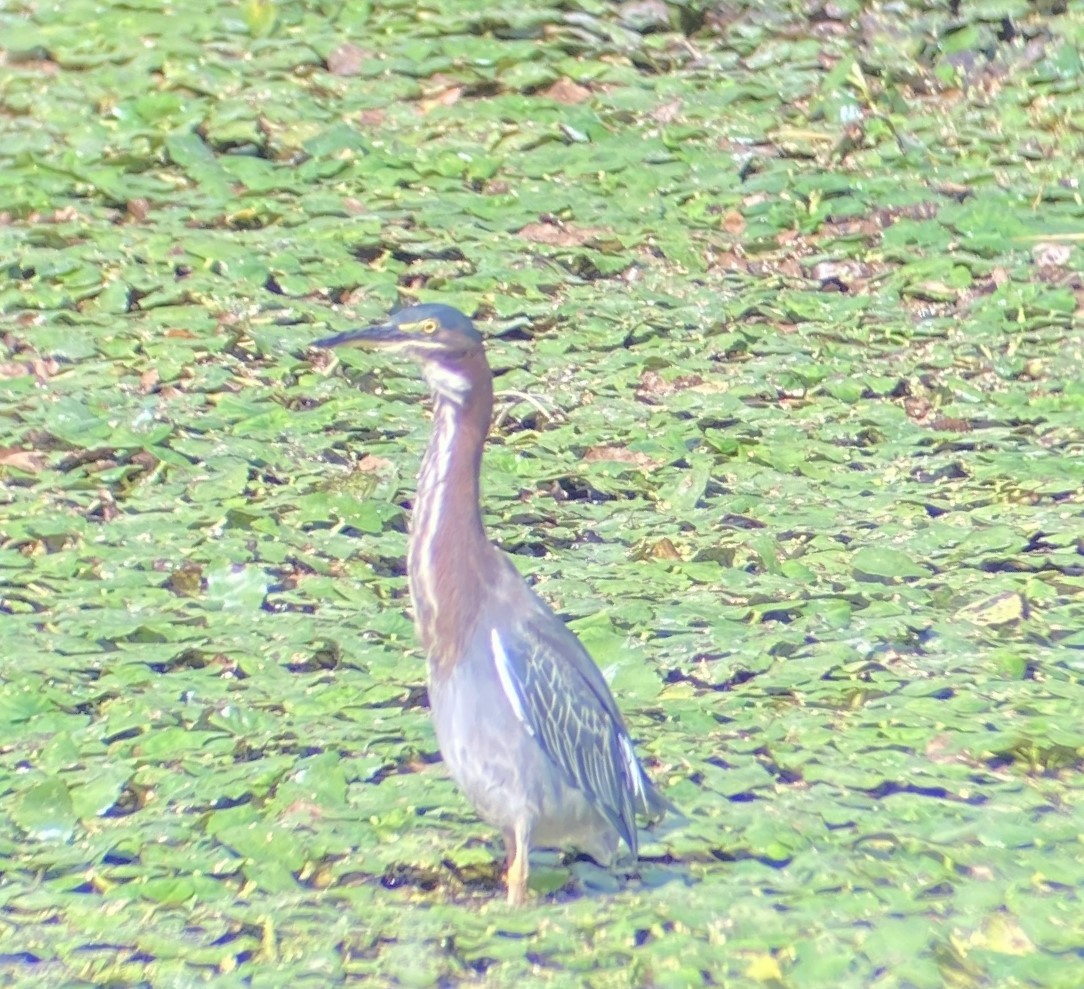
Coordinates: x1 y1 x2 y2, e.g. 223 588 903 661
641 777 683 824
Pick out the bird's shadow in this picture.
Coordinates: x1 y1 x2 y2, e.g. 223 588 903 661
433 841 692 905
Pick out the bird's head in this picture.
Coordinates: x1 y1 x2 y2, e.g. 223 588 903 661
316 303 487 403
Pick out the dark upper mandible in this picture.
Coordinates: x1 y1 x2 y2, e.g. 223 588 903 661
314 303 482 351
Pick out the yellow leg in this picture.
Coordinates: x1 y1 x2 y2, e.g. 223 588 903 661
505 822 530 907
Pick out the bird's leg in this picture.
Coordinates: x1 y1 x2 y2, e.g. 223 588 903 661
505 821 530 907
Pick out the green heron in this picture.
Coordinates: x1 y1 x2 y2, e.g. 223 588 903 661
317 304 675 905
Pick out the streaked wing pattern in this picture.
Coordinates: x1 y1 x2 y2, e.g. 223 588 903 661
492 614 639 855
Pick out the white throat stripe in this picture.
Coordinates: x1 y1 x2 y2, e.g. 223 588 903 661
423 363 470 402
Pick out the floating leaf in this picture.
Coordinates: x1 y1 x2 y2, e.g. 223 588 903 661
852 547 930 581
12 777 77 841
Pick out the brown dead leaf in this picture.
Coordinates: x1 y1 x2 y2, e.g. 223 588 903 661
0 357 60 381
935 181 973 201
904 396 932 422
0 447 47 474
646 537 682 560
422 87 463 111
326 43 369 77
651 99 682 124
819 214 881 239
871 201 939 227
748 255 803 279
355 108 385 128
139 368 160 394
356 454 393 473
518 221 608 247
929 416 972 433
636 370 705 402
810 259 875 293
420 74 464 112
925 733 959 763
281 799 327 822
130 451 159 473
720 210 745 236
904 397 972 432
582 445 659 468
540 78 592 105
706 249 749 275
127 198 150 222
5 55 59 75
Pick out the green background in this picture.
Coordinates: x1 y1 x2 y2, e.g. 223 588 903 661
1 0 1083 985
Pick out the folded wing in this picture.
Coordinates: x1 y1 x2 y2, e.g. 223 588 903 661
488 609 646 855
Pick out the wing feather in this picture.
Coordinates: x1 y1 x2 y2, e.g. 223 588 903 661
490 610 641 854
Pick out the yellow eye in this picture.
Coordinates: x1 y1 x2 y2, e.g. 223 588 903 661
418 319 438 334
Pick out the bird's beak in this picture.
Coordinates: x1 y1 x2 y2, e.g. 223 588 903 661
314 322 411 350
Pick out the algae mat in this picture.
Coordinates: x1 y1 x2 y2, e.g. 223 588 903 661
1 0 1083 986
